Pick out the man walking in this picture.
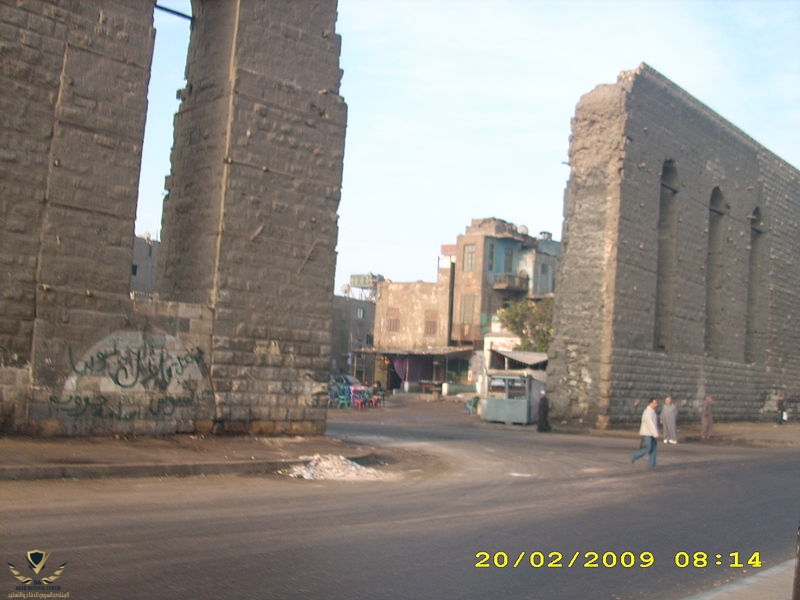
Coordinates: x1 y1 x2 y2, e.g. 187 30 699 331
631 398 660 469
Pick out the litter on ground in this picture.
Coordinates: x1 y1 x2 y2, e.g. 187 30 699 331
281 454 385 481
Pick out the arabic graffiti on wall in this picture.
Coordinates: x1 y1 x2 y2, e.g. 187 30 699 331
51 331 213 421
66 332 204 392
50 389 213 421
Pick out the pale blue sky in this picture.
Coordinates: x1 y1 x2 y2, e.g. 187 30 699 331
137 1 800 294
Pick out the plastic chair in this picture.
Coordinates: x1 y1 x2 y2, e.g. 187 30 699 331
351 388 365 410
336 387 350 409
368 390 384 408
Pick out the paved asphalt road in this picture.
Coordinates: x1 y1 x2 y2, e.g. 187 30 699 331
1 401 798 600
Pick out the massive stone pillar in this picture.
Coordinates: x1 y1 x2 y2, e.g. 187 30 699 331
1 2 154 370
1 1 346 436
0 1 168 434
158 0 347 434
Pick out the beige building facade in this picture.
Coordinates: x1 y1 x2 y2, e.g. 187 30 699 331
370 218 560 390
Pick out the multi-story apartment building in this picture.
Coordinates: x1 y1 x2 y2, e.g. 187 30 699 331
451 218 558 346
331 295 375 382
368 218 560 390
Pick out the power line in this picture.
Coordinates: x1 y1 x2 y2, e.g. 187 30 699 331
154 3 192 21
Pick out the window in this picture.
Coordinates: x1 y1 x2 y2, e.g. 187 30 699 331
504 248 513 274
132 264 138 276
536 263 551 294
356 307 365 319
460 295 475 325
424 311 438 336
487 243 494 271
462 244 475 272
387 307 400 332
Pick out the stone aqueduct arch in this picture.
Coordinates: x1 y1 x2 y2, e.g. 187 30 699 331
2 8 797 437
0 0 346 435
547 64 800 427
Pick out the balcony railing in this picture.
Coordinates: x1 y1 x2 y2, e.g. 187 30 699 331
491 273 529 291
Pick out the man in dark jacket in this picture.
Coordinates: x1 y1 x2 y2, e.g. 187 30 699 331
777 396 787 425
537 390 552 432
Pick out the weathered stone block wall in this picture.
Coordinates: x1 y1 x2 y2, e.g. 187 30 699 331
548 64 800 426
33 298 215 436
0 366 30 430
0 0 346 435
1 0 153 367
158 0 347 435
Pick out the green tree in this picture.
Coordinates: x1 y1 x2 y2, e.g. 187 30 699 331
498 297 554 352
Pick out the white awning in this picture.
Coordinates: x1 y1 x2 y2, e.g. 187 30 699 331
493 349 548 366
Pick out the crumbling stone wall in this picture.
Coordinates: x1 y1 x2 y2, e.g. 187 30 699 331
0 0 346 435
40 301 215 436
548 64 800 427
158 0 346 434
1 0 153 370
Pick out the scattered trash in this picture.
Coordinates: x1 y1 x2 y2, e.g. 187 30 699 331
260 436 307 444
281 454 384 481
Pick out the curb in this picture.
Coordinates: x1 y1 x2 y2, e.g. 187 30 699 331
0 459 302 481
0 452 381 481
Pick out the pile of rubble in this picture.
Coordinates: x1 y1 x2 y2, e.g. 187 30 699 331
282 454 386 481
